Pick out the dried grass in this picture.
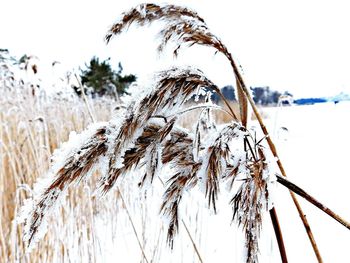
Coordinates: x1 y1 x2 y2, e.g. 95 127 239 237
5 3 349 263
20 72 273 263
0 85 114 262
14 4 276 262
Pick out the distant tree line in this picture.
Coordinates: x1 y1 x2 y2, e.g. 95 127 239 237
251 86 292 105
1 51 136 99
212 85 292 106
211 85 236 103
3 50 295 105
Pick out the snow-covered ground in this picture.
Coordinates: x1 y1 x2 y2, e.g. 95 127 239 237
263 101 350 262
91 101 350 263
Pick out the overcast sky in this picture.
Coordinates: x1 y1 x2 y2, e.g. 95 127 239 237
1 0 350 98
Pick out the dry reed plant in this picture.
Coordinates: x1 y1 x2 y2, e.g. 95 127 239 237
0 67 120 262
16 3 350 263
1 57 203 263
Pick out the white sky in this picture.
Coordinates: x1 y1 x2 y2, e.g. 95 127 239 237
1 0 350 98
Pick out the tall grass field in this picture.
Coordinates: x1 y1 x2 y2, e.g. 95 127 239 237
2 3 350 263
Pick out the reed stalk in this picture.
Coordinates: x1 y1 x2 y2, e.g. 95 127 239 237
276 174 350 230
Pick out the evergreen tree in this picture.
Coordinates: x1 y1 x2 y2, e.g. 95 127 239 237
78 57 136 98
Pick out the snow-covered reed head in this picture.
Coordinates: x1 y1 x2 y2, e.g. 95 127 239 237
20 65 275 262
20 3 280 263
106 2 248 124
106 3 230 60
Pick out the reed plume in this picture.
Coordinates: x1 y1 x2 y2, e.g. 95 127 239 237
231 142 270 263
22 124 109 247
106 3 246 122
103 67 221 192
161 128 200 248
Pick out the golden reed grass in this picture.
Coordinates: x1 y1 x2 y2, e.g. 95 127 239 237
0 87 114 262
0 70 205 263
4 3 350 263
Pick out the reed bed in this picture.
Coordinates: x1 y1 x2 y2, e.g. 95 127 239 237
0 85 113 262
2 3 350 263
0 82 206 263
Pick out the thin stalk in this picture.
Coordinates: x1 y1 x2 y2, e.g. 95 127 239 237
85 186 97 263
269 208 288 263
117 187 150 263
157 176 204 263
150 227 163 263
211 86 239 121
170 104 232 119
181 219 204 263
0 216 6 263
227 53 323 262
289 188 323 262
276 174 350 230
74 74 96 123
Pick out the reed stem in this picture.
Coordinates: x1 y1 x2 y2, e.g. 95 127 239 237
227 52 322 262
276 174 350 230
269 208 288 263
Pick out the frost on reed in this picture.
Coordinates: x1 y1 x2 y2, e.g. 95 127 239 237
21 67 275 262
21 3 279 263
1 50 116 262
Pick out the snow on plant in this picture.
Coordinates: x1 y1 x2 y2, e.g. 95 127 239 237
20 3 350 263
22 69 272 261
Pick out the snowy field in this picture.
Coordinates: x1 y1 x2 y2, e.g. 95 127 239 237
88 101 350 263
263 102 350 262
